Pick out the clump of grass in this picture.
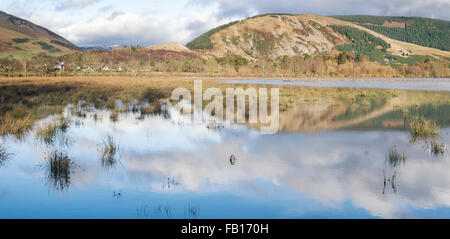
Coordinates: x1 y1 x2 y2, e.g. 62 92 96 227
0 112 35 138
99 134 119 170
109 110 119 122
431 141 446 156
36 116 70 144
0 142 12 167
388 145 406 167
408 117 439 143
46 150 72 191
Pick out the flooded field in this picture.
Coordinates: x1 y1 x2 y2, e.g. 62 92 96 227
0 80 449 218
220 78 450 91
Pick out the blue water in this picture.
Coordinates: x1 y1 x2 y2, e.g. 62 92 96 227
1 105 449 219
220 79 450 91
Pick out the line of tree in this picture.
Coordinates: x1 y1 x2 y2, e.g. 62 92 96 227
333 15 450 51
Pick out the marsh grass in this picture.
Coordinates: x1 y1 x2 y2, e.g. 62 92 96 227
431 141 446 156
45 150 73 191
388 145 406 167
0 76 449 137
99 134 119 170
109 110 119 122
0 142 12 166
185 203 201 219
36 116 70 144
408 117 440 143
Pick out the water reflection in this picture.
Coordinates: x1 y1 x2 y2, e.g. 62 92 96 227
99 134 120 171
0 141 12 167
44 150 74 191
0 92 449 218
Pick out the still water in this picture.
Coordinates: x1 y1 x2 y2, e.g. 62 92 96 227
222 79 450 91
0 88 450 219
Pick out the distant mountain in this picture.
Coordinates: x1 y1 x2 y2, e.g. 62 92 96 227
81 45 123 51
332 15 450 51
0 10 79 57
186 14 450 63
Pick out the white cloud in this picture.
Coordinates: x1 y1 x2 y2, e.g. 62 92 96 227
58 10 234 46
0 0 448 46
56 0 103 11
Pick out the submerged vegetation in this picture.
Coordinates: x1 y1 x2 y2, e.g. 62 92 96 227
45 150 73 191
388 145 407 168
431 141 446 156
0 142 12 167
99 134 119 170
36 116 69 144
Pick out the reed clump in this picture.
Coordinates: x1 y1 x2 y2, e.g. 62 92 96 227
0 142 12 166
408 117 439 142
100 134 119 170
36 116 70 144
431 141 446 156
388 145 407 167
46 150 72 190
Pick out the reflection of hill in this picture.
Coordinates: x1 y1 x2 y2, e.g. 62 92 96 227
277 91 450 132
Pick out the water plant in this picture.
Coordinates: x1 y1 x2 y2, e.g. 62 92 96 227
408 117 439 143
185 203 201 219
0 142 12 167
99 134 119 170
431 141 446 156
45 150 72 191
388 145 406 168
109 110 119 122
36 116 70 144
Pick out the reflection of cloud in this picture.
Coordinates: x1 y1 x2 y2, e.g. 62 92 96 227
71 108 450 218
122 124 450 218
6 105 450 218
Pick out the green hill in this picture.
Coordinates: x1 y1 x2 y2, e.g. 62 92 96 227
332 15 450 51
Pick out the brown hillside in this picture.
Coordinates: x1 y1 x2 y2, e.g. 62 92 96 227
0 10 78 57
202 14 450 60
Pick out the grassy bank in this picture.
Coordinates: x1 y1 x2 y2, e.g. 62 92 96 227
0 76 449 137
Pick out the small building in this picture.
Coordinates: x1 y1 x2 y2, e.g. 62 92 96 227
101 65 111 71
54 61 65 71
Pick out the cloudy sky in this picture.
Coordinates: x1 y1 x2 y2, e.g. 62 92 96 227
1 0 449 47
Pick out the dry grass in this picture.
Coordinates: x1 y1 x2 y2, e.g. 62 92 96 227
408 117 440 142
0 76 448 136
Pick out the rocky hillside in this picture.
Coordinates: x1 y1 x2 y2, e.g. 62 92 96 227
186 14 450 62
0 10 79 57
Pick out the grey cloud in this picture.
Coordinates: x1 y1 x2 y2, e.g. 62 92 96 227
189 0 450 20
56 0 103 11
108 11 125 20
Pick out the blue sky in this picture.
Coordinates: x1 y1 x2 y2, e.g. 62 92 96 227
1 0 449 47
